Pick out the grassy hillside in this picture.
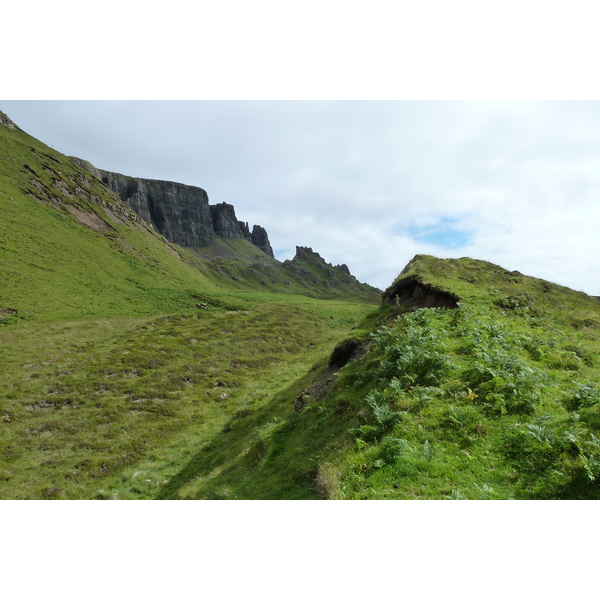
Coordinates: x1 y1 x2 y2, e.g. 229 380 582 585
181 240 380 302
5 109 599 500
0 111 378 499
1 112 378 321
0 301 375 499
0 111 224 320
158 256 600 500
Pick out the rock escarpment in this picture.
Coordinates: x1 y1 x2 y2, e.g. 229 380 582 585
210 203 250 241
73 159 274 256
282 246 378 295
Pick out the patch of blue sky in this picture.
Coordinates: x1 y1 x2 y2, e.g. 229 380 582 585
399 218 472 249
273 247 295 262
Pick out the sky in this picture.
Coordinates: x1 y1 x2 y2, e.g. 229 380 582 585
3 99 600 294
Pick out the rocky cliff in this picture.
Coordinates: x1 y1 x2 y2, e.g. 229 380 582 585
282 246 378 294
73 159 274 256
250 225 274 257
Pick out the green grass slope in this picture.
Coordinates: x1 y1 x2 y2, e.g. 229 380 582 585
0 302 375 499
0 111 224 320
162 255 600 499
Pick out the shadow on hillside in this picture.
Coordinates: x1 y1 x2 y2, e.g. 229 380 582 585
154 361 354 500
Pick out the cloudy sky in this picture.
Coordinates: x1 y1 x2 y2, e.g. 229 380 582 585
2 100 600 294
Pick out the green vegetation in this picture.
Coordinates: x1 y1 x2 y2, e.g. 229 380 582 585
0 113 224 320
0 112 377 499
151 256 600 500
337 304 600 499
182 240 379 302
0 302 373 499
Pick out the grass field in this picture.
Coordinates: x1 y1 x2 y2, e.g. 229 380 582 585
0 299 375 499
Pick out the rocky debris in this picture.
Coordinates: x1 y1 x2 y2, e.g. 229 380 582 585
0 112 21 131
294 394 311 413
0 308 18 314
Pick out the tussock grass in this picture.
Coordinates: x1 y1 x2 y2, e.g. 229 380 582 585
0 301 368 499
6 113 599 500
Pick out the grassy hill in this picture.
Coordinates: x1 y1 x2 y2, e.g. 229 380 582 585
181 240 380 301
0 110 378 321
0 111 224 320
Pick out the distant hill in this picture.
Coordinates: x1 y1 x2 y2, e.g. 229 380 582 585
73 158 379 301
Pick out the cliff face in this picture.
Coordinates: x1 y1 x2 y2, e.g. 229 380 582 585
74 159 274 256
251 225 274 257
106 172 215 247
210 202 250 241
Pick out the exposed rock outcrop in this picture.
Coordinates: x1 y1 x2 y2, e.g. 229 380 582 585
282 246 380 296
251 225 274 257
283 247 356 282
0 111 21 131
382 273 460 309
210 202 250 241
73 159 274 255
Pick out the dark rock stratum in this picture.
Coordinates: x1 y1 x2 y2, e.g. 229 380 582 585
73 159 274 257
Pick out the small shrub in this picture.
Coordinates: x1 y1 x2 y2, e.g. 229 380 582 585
562 382 600 412
378 436 411 465
366 392 404 430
